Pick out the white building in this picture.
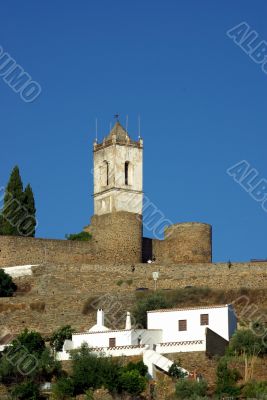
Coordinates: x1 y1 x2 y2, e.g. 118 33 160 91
57 304 237 378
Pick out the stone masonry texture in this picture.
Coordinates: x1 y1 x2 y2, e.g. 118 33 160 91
153 222 212 264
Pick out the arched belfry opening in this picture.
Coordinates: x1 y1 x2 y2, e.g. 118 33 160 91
125 161 129 185
104 160 109 186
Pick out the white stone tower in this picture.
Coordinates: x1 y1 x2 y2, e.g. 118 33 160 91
93 121 143 216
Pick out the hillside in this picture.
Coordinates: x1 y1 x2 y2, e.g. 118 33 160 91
1 261 267 338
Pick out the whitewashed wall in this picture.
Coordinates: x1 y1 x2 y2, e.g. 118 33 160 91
72 329 133 348
56 344 149 361
155 340 206 354
147 305 236 342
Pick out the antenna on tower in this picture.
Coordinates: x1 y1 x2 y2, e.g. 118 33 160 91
126 115 129 133
95 118 98 143
138 114 141 140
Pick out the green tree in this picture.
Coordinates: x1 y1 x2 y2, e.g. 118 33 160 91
50 325 74 352
1 166 24 236
65 231 92 241
124 360 148 376
21 184 36 237
52 376 74 399
71 344 122 394
14 329 45 356
0 269 17 297
11 380 40 400
119 369 147 396
133 292 170 328
227 329 264 357
0 329 60 387
215 358 241 397
175 379 208 399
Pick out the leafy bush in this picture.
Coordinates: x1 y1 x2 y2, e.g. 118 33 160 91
133 292 170 328
175 379 208 399
52 376 74 399
0 269 17 297
11 380 40 400
68 345 148 397
65 231 92 241
215 357 241 397
0 329 61 387
227 329 264 356
50 325 74 352
116 279 124 286
119 369 147 396
169 362 188 379
70 344 122 395
242 380 267 398
13 328 45 356
124 360 148 376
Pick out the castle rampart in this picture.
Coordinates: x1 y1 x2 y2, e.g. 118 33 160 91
152 222 212 264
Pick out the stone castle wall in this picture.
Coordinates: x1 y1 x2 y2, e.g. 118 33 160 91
152 222 212 264
87 211 143 264
0 211 143 267
0 235 97 267
0 215 211 267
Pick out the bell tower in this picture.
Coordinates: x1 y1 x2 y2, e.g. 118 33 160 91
93 121 143 216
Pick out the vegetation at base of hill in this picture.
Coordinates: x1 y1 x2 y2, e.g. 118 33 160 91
242 380 267 398
65 231 92 241
49 325 75 352
51 344 148 398
215 357 241 397
0 166 36 237
227 328 266 357
11 380 40 400
2 325 267 399
0 269 17 297
63 344 148 397
0 329 62 399
175 379 208 399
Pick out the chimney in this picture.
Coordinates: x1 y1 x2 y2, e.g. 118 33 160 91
97 309 104 327
125 311 132 330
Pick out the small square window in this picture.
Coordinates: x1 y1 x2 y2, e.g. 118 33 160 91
200 314 209 325
109 338 116 347
178 320 187 331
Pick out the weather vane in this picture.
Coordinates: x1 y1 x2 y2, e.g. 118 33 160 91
114 114 119 121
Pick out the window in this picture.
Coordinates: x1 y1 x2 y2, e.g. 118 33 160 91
125 161 129 185
109 338 116 347
200 314 209 325
178 320 187 331
105 161 109 186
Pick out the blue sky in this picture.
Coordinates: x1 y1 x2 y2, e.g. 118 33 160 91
0 0 266 262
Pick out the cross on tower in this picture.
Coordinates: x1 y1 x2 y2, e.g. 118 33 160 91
114 114 119 121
